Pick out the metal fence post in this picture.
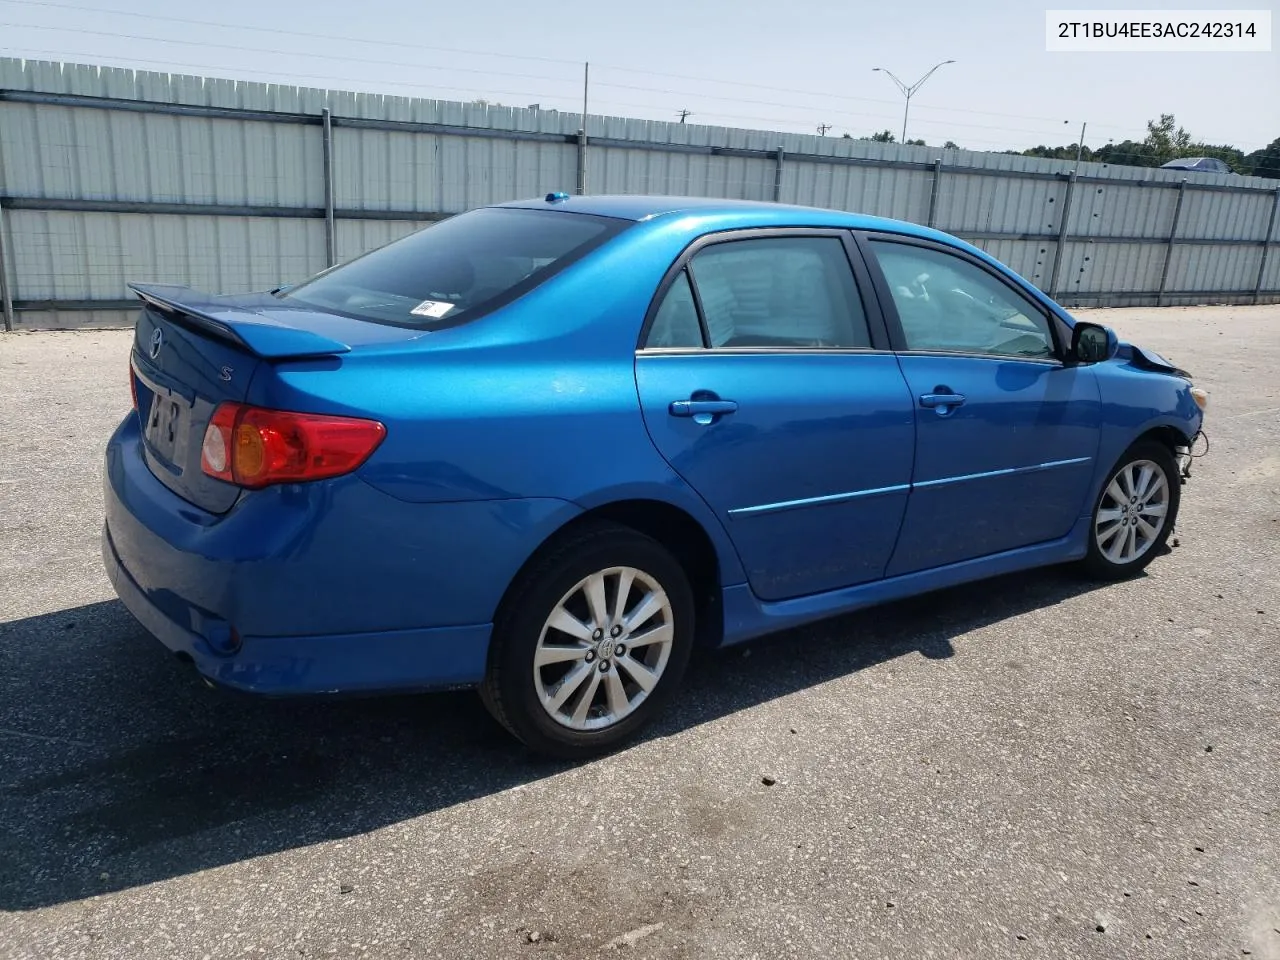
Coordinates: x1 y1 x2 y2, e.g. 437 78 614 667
1253 187 1280 305
321 107 337 267
1047 172 1077 299
577 61 589 195
927 158 943 228
0 199 13 331
1156 179 1188 307
773 146 785 202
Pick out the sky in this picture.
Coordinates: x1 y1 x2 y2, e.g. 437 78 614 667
0 0 1276 154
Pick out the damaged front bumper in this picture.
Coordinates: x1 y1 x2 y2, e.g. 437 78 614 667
1176 429 1209 482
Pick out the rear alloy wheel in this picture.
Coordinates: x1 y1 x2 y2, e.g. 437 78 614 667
534 566 675 731
1080 441 1181 580
480 522 694 759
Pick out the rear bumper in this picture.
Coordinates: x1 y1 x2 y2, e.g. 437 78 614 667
102 413 579 695
103 522 490 694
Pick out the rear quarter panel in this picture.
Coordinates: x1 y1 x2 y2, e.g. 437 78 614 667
104 414 580 634
244 224 750 586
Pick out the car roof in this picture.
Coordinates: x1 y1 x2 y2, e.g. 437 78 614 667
485 193 1082 319
491 194 937 236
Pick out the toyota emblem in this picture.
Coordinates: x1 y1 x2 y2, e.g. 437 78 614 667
149 327 163 360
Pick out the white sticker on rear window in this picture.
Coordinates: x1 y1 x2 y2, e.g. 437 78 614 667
410 300 456 319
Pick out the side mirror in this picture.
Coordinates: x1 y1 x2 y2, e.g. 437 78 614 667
1071 322 1118 364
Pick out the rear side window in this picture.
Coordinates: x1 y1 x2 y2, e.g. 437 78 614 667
688 237 871 349
645 270 704 348
281 207 626 328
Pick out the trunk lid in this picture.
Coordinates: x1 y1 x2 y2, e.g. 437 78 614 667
127 284 423 514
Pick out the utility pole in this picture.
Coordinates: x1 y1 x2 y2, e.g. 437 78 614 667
677 109 692 123
1075 121 1088 165
872 60 956 143
817 123 832 136
576 62 589 195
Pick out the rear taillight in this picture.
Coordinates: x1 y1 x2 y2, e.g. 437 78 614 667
129 360 138 410
200 402 386 488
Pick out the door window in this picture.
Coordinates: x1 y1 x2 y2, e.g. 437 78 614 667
687 237 872 349
870 241 1056 359
644 269 704 348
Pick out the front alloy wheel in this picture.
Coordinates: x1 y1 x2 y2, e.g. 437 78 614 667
1095 459 1170 564
1081 441 1181 579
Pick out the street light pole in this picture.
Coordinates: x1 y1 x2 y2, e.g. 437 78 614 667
872 60 956 143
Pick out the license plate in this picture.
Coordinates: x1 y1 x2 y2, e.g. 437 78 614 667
144 390 188 466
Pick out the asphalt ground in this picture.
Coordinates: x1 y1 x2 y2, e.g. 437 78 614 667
1 305 1277 960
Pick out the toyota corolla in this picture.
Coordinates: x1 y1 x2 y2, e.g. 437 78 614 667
103 194 1207 758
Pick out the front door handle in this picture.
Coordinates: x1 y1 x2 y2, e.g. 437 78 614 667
670 399 739 418
919 393 966 409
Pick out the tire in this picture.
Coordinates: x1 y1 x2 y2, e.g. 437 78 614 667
1079 440 1181 581
479 521 695 760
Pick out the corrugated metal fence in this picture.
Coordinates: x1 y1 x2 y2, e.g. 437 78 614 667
1 57 1278 331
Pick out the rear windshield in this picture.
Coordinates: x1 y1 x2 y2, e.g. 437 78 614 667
280 207 627 328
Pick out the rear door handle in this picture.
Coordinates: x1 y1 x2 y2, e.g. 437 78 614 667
669 399 738 417
919 393 966 409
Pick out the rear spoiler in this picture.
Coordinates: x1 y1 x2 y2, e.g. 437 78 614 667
128 283 351 359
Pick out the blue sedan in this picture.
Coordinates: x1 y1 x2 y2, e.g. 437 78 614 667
103 194 1207 758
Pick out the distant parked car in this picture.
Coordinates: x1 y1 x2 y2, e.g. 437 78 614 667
103 195 1208 759
1160 157 1233 174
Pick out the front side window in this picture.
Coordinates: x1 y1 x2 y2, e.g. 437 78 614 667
870 241 1056 359
281 207 626 328
686 237 872 349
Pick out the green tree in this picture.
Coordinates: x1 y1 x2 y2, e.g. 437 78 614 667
1093 116 1260 173
1243 137 1280 179
1024 144 1080 161
1187 142 1246 171
1061 115 1200 169
1021 143 1103 162
1144 113 1192 164
1094 139 1153 167
869 113 1274 177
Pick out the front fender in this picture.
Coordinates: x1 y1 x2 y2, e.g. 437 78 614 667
1087 361 1203 515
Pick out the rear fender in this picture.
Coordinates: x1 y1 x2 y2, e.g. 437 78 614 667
569 480 748 587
